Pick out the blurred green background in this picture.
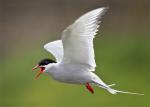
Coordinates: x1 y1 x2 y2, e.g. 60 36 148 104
1 0 150 107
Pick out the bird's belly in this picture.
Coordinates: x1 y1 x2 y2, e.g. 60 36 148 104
49 70 92 84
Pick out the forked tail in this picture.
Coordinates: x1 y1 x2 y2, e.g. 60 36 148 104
95 82 144 95
107 88 144 95
92 73 144 95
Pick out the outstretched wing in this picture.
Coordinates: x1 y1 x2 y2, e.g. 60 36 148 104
44 40 63 62
61 7 108 71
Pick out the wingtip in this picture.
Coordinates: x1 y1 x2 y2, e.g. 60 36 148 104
101 7 109 13
94 7 109 17
96 6 109 11
103 6 109 10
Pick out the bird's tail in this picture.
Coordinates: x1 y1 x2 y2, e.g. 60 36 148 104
95 82 144 95
107 87 144 95
91 73 144 95
108 84 116 87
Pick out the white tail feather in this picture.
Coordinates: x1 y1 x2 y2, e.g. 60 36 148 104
108 84 116 87
107 88 144 95
92 75 144 95
107 88 117 94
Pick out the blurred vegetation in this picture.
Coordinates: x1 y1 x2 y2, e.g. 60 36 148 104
0 0 150 107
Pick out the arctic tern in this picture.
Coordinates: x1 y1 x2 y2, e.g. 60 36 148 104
33 7 143 95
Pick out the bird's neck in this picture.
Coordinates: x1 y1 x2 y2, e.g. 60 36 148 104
45 63 57 73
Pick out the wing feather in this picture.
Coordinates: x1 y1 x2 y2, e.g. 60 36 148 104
44 40 63 62
61 7 108 71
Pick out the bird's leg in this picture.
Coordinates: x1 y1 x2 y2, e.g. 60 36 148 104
86 83 94 94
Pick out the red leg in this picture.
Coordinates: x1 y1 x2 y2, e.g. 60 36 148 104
86 83 94 94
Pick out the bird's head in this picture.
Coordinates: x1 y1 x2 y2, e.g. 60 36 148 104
32 58 56 80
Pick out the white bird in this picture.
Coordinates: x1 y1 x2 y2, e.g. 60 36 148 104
33 7 143 95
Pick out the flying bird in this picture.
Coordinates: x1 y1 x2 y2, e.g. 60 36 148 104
33 7 143 95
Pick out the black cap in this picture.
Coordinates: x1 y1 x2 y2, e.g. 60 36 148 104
38 58 56 66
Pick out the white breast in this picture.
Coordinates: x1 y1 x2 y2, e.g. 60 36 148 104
46 63 92 84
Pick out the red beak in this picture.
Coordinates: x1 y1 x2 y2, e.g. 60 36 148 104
32 65 45 80
32 65 39 70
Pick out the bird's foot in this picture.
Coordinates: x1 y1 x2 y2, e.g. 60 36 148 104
86 83 94 94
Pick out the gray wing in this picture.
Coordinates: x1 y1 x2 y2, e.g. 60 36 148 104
61 7 108 71
44 40 63 62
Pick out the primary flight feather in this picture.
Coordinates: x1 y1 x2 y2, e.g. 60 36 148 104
33 7 143 95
